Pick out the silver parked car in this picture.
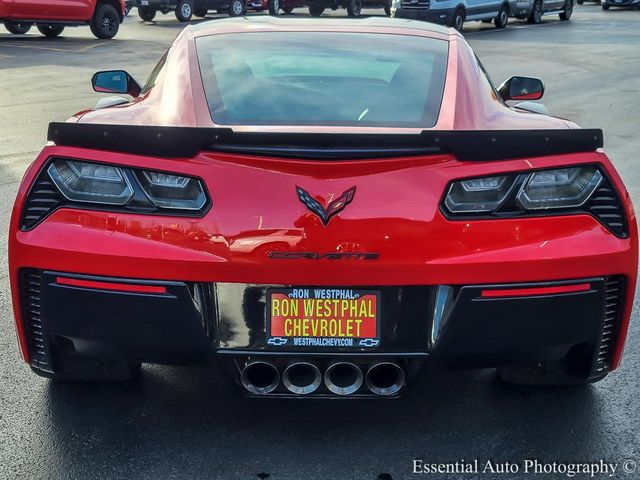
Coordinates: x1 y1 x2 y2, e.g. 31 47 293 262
508 0 573 22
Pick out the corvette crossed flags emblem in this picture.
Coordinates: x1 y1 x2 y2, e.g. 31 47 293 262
296 186 356 226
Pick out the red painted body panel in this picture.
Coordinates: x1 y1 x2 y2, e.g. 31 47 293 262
1 0 125 22
8 18 638 377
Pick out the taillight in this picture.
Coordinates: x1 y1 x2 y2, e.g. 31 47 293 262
516 166 602 210
20 157 210 230
441 165 627 237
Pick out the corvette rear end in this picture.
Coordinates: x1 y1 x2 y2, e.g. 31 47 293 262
9 17 637 398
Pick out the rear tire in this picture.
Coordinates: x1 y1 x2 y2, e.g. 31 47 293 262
450 7 465 31
37 24 65 37
308 4 325 15
269 0 281 14
138 6 156 20
90 3 120 39
346 0 362 16
497 366 592 386
528 0 542 22
494 4 508 27
384 2 391 15
31 358 142 382
228 0 245 15
175 0 194 21
601 2 609 8
4 21 31 34
559 0 572 19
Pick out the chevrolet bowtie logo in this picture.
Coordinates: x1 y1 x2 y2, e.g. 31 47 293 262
359 339 380 347
267 337 288 346
296 186 356 226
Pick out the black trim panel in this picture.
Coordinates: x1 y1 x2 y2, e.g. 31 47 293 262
40 272 213 365
48 122 603 161
27 273 618 385
431 278 608 379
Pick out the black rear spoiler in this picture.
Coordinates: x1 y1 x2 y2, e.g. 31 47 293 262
47 122 603 161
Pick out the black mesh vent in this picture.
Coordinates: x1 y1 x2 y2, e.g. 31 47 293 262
592 276 625 376
21 269 50 370
20 168 64 230
585 177 628 238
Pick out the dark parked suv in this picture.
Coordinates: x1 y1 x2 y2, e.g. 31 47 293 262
127 0 245 21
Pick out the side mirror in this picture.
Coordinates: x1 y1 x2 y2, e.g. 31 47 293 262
498 76 544 102
91 70 141 97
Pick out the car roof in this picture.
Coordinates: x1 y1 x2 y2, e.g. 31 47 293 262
190 16 454 40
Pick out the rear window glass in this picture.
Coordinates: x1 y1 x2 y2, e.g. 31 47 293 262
195 32 448 128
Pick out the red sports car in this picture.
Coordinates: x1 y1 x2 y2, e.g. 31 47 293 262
10 17 637 397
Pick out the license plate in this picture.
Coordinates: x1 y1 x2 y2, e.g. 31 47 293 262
267 288 380 349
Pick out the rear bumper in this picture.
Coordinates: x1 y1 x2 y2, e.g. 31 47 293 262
21 270 626 385
392 7 455 25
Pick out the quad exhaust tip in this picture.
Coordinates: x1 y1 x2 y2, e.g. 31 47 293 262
241 359 406 396
241 361 280 395
283 362 322 395
366 362 405 396
324 362 363 395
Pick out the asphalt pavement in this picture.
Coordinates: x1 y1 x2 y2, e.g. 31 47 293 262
1 5 639 480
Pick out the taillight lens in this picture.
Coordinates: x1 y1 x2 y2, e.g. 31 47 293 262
47 159 207 211
444 166 604 215
22 158 210 229
48 159 133 205
136 171 207 210
444 175 516 213
516 166 602 210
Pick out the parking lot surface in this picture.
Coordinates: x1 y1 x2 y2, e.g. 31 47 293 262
1 6 639 480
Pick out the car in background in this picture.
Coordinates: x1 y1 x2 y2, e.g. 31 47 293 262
601 0 639 9
508 0 573 23
306 0 390 17
391 0 509 30
246 0 306 14
127 0 245 21
1 0 125 38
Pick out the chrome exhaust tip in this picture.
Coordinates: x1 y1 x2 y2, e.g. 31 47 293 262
240 361 280 395
324 362 363 395
366 362 405 396
283 362 322 395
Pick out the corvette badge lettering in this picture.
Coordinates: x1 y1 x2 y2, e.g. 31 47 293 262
268 252 379 260
296 186 356 226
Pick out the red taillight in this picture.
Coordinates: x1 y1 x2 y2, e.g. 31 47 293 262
56 276 167 294
481 283 591 298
